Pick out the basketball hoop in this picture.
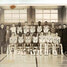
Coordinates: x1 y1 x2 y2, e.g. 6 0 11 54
10 5 16 9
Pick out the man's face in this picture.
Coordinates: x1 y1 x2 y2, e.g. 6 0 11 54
63 25 66 29
56 33 58 36
1 24 4 29
58 25 62 29
6 26 9 29
12 24 15 27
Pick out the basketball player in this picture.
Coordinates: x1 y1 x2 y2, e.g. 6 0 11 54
23 22 29 34
10 24 16 35
47 32 52 55
17 22 23 35
44 34 49 55
39 32 44 55
17 32 24 54
24 32 31 54
32 33 39 55
30 21 36 34
52 44 57 56
43 21 49 34
55 33 61 55
37 21 42 35
9 33 17 55
50 22 55 33
52 34 58 55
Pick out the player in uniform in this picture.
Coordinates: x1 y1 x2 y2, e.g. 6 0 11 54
10 24 16 35
37 21 42 35
52 34 57 55
39 32 44 55
17 32 24 54
17 22 23 35
44 34 49 55
23 22 29 34
47 32 52 55
32 33 39 55
30 22 36 35
9 33 17 59
24 32 31 54
43 21 49 34
9 33 17 55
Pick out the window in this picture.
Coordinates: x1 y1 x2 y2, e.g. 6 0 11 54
4 9 27 23
35 9 58 22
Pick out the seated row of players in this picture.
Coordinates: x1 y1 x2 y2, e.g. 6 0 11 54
10 21 50 35
9 31 63 55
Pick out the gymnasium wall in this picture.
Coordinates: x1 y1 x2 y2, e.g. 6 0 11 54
0 6 67 25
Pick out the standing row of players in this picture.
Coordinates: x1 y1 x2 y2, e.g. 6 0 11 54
9 22 50 35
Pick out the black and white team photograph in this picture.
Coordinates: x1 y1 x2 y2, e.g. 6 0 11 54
0 0 67 67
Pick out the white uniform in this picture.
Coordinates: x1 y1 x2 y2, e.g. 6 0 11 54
25 36 31 44
39 35 44 55
30 26 35 33
53 36 56 44
45 35 50 43
39 35 44 43
23 26 29 34
17 27 22 34
9 35 17 55
18 36 24 44
49 36 53 43
10 36 17 44
56 36 61 45
43 26 49 33
37 26 42 33
10 27 16 34
33 36 38 43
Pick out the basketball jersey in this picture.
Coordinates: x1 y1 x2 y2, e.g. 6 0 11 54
37 26 42 33
55 36 60 44
48 35 52 43
33 36 38 43
10 27 16 34
46 35 50 43
24 26 29 34
18 36 24 43
25 36 31 43
39 35 44 43
10 36 17 44
43 26 49 33
53 36 57 44
30 26 35 33
17 27 22 34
